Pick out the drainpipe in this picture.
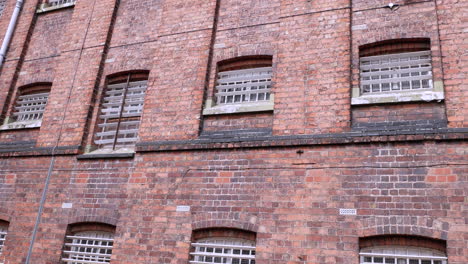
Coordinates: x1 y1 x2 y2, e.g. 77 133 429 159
0 0 24 68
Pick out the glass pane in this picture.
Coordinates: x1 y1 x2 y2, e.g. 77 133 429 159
375 257 384 263
412 80 421 89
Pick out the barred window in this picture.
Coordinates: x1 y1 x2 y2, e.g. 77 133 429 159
48 0 76 7
0 226 7 254
190 238 256 264
61 231 114 264
94 72 148 150
360 51 433 94
0 0 6 17
13 90 50 123
215 67 272 105
360 247 447 264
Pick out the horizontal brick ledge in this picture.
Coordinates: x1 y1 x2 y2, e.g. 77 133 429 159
0 145 81 157
0 129 465 157
136 128 468 152
76 152 135 160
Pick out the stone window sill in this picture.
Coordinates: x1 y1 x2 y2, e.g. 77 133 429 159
351 81 444 105
77 147 135 159
202 99 274 116
0 120 41 131
36 1 75 14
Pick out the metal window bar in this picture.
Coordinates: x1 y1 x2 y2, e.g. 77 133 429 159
360 51 433 94
190 238 256 264
12 92 49 122
0 227 7 253
360 246 447 264
48 0 76 6
0 0 6 17
61 232 114 264
216 67 272 105
94 78 147 149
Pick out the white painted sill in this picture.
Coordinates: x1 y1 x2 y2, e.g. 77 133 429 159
202 98 274 116
85 147 135 155
351 81 445 105
0 120 41 130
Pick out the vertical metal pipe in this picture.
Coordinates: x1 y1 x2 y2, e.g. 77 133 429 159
0 0 24 67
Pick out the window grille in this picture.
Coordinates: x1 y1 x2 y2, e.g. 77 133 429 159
94 76 147 150
61 231 114 264
48 0 76 6
0 0 6 17
0 227 6 253
215 67 272 105
360 51 433 94
13 91 49 122
190 238 256 264
360 246 447 264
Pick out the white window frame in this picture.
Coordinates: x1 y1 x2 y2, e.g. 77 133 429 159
13 92 49 122
216 67 272 105
0 0 7 17
0 90 50 130
360 246 447 264
203 67 274 115
36 0 76 14
190 237 256 264
94 76 147 151
352 50 444 105
0 226 7 254
61 231 114 264
48 0 76 6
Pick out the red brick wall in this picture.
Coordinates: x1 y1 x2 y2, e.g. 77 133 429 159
437 0 468 127
352 102 447 131
0 6 70 143
0 142 466 263
0 0 466 264
202 112 273 133
192 228 256 241
350 1 447 132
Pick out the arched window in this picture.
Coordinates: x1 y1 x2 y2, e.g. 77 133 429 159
0 222 8 254
94 71 148 150
1 84 51 129
360 246 447 264
190 229 256 264
0 0 6 18
359 236 447 264
215 56 272 106
4 84 51 129
47 0 76 7
61 223 115 264
191 238 256 264
359 39 433 94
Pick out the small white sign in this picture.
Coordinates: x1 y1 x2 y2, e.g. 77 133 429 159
176 206 190 212
62 203 73 209
339 208 357 215
352 24 367 30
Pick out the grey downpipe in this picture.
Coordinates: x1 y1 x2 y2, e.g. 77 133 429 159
24 155 56 264
0 0 23 67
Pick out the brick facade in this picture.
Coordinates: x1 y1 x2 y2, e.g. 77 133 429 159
0 0 466 263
